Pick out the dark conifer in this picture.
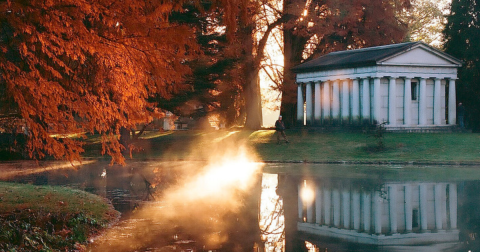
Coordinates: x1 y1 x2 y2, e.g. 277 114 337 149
444 0 480 130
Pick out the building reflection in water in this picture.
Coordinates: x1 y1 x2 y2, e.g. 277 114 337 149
271 164 477 252
298 180 459 251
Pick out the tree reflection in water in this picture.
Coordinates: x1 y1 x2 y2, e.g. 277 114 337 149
260 173 285 252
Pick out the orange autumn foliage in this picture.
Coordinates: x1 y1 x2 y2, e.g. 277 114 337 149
0 0 201 163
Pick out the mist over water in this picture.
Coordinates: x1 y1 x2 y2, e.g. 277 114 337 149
90 135 264 251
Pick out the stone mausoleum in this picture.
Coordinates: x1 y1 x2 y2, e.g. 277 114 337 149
292 42 462 131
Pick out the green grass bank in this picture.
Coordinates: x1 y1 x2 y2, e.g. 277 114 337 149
84 130 480 164
251 130 480 163
0 182 119 251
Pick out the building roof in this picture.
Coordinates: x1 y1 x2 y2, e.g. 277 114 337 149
291 41 462 73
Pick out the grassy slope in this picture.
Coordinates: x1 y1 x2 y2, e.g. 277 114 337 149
0 182 119 251
251 130 480 162
92 130 480 163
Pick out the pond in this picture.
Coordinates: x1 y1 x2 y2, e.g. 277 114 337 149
2 160 480 252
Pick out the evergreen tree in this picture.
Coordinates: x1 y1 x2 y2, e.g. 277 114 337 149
159 3 241 127
444 0 480 131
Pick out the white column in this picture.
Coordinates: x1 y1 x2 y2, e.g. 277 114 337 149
306 82 313 126
374 190 383 234
405 184 413 232
323 81 331 124
388 77 397 126
419 78 427 126
332 80 340 123
448 183 457 229
298 184 304 221
314 81 321 125
333 189 341 227
352 78 360 123
434 183 443 230
404 78 412 126
448 79 456 125
419 183 428 231
307 198 314 223
362 78 370 122
373 77 382 124
434 78 442 125
363 192 372 232
315 185 322 225
389 185 398 233
297 84 304 125
342 190 351 229
353 191 361 230
323 188 331 225
342 79 350 124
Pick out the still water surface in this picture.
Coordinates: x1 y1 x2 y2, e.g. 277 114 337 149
3 161 480 252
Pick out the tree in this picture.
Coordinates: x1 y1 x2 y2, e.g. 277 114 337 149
401 0 449 48
167 1 265 129
0 0 200 163
206 0 291 130
157 3 236 126
156 0 273 130
280 0 411 127
235 1 270 130
443 0 480 131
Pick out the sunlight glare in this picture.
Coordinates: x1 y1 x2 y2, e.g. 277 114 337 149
300 180 315 204
161 145 263 217
182 149 261 201
91 143 263 250
212 130 240 143
305 241 319 252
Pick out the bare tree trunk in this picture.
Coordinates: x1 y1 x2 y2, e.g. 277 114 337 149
281 1 302 129
132 123 151 140
281 27 298 129
281 0 313 128
245 65 263 130
243 9 289 130
282 30 310 127
119 127 131 154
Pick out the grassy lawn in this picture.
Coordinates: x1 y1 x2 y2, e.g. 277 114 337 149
84 129 480 163
251 130 480 163
0 182 119 251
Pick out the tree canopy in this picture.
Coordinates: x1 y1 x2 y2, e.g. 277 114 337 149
0 0 199 163
401 0 449 48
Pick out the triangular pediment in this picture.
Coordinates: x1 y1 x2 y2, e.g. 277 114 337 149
379 45 462 67
292 42 462 73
